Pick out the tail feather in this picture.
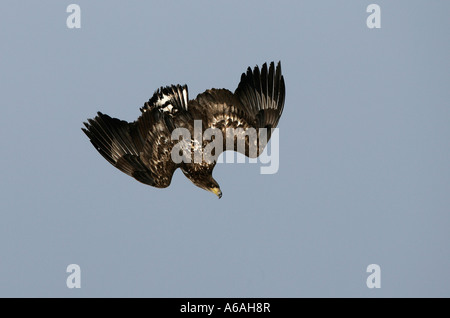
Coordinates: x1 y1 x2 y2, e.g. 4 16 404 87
140 84 189 115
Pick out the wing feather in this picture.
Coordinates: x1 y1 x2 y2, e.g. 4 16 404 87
188 61 285 159
82 109 179 188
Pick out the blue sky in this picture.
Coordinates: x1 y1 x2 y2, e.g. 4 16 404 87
0 1 449 297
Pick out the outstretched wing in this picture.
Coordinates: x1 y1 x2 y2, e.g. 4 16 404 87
82 85 189 188
234 61 285 130
189 61 285 158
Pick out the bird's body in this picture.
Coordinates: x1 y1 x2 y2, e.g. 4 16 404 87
82 62 285 198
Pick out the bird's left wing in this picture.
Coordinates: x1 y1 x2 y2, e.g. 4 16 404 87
83 84 193 188
82 109 179 188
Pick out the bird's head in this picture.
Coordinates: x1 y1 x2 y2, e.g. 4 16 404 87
196 177 222 199
209 183 223 199
181 167 222 199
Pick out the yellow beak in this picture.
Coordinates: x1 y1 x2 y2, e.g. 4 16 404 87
211 187 222 199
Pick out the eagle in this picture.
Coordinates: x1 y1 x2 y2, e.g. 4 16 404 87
82 61 285 198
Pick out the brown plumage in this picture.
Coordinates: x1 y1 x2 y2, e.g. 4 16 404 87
82 62 285 198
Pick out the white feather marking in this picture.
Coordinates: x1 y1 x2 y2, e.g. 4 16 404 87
162 104 174 112
182 89 188 107
156 95 171 106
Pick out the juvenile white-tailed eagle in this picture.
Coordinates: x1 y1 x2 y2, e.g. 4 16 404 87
82 61 285 198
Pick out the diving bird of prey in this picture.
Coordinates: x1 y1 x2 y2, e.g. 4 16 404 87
82 61 285 198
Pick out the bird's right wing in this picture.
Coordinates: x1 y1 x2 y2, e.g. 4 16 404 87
189 62 285 159
234 61 285 130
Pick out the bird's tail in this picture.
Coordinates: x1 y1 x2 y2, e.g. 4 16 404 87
140 84 189 115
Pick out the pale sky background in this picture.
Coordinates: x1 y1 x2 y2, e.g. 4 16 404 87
0 1 449 297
